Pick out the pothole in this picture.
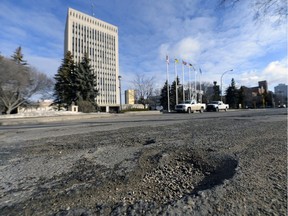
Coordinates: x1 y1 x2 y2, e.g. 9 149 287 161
108 148 238 214
127 148 238 204
1 148 238 215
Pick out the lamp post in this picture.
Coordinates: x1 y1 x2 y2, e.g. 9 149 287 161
118 75 122 112
220 69 233 102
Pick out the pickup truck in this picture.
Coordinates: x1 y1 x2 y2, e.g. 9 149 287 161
175 100 206 113
206 101 229 112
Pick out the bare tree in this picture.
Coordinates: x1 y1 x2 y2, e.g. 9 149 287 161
0 57 53 114
132 73 155 108
253 0 287 21
220 0 287 23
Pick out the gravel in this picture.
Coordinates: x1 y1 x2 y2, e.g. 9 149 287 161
0 109 287 215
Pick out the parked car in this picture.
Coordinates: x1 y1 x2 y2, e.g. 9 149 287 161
278 104 286 108
175 100 206 113
206 101 229 112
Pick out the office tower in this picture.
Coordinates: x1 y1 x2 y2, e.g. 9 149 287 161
274 83 288 105
65 8 119 112
274 84 288 98
125 90 136 104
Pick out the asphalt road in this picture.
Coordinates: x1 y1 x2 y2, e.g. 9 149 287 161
0 108 284 130
0 108 287 215
0 108 285 146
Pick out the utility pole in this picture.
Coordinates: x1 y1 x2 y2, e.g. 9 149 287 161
118 75 122 111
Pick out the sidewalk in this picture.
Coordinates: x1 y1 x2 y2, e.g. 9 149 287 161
0 110 162 126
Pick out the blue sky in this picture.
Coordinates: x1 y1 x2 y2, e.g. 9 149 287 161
0 0 287 93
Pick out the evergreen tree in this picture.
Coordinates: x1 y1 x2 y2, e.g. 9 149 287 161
238 86 245 108
74 53 98 111
11 46 28 65
53 52 99 112
179 85 184 103
170 76 181 109
160 81 169 110
53 51 76 109
170 80 176 109
225 78 239 108
212 81 221 101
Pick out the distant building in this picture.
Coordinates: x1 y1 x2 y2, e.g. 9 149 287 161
274 83 288 106
274 84 288 98
241 80 273 108
125 90 136 104
258 80 268 93
64 8 120 112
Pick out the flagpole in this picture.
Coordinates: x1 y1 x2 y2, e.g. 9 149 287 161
188 65 191 100
182 61 185 102
199 68 202 103
166 56 170 112
174 59 178 105
194 67 197 101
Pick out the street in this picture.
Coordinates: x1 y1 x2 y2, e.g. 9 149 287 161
1 109 285 142
0 109 287 215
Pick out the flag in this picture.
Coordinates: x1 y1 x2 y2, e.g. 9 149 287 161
175 59 179 63
199 68 202 74
166 55 169 64
189 63 195 70
182 60 187 65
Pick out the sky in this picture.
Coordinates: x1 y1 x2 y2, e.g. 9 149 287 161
0 0 287 94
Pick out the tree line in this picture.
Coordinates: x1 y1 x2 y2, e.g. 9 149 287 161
0 47 276 114
158 77 274 110
0 48 98 114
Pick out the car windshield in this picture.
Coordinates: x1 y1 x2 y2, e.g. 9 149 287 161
183 100 193 104
211 101 219 104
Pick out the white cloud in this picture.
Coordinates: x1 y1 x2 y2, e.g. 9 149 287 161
27 55 61 78
264 60 287 75
163 37 201 61
262 59 288 87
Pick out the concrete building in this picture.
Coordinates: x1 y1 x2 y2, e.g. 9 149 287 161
65 8 120 112
125 90 136 105
274 83 288 106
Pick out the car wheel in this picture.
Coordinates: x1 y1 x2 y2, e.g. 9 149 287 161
216 107 219 112
225 107 228 112
187 108 191 114
200 107 204 113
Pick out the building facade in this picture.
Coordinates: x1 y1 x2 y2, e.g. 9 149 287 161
241 80 274 108
125 90 136 105
65 8 120 112
274 83 288 106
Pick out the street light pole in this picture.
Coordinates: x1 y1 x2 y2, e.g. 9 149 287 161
220 69 233 102
118 75 122 112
